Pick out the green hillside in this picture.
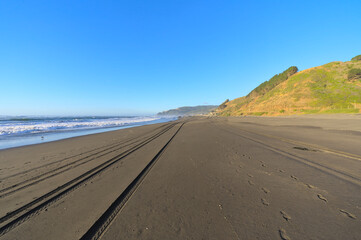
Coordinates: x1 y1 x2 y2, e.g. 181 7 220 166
215 55 361 116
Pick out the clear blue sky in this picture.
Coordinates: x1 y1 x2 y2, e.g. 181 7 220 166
1 0 361 116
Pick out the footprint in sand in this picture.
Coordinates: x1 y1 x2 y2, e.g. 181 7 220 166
261 198 269 206
340 209 356 219
279 228 291 240
290 175 298 180
261 163 266 167
279 169 285 173
305 183 314 189
261 187 270 194
247 174 253 178
248 180 254 186
317 194 327 203
280 211 291 221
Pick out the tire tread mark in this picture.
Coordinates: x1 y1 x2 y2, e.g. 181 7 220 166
80 123 184 240
213 123 361 187
0 123 177 198
0 122 174 182
0 123 178 236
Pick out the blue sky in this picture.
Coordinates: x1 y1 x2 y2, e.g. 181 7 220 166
1 0 361 116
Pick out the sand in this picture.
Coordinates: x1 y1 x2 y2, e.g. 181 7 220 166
0 115 361 239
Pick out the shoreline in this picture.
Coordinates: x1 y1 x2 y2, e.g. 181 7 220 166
0 117 175 150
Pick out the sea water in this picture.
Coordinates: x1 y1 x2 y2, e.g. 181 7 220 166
0 116 175 150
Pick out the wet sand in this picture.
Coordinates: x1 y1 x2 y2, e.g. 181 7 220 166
0 115 361 239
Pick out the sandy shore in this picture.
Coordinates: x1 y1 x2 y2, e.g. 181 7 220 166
0 116 361 239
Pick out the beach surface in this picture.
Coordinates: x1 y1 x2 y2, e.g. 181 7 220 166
0 115 361 239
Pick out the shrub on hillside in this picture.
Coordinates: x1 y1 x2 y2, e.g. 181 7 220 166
218 99 229 110
348 68 361 80
286 66 299 76
250 66 299 96
351 55 361 61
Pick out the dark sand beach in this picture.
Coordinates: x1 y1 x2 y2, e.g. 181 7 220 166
0 115 361 239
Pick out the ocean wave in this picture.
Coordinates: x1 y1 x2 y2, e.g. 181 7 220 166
0 116 161 136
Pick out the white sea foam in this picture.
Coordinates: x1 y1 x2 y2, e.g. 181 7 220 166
0 116 162 136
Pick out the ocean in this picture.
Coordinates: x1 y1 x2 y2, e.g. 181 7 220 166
0 116 175 150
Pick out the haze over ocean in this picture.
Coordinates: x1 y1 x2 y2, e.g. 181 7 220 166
1 1 361 116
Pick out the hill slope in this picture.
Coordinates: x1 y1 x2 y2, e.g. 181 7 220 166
215 56 361 116
158 105 217 116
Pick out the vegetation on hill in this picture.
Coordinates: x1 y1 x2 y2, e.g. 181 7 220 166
348 68 361 80
351 55 361 61
215 55 361 116
249 66 298 97
218 99 229 110
157 105 217 116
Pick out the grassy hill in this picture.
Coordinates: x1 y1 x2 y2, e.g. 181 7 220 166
215 55 361 116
